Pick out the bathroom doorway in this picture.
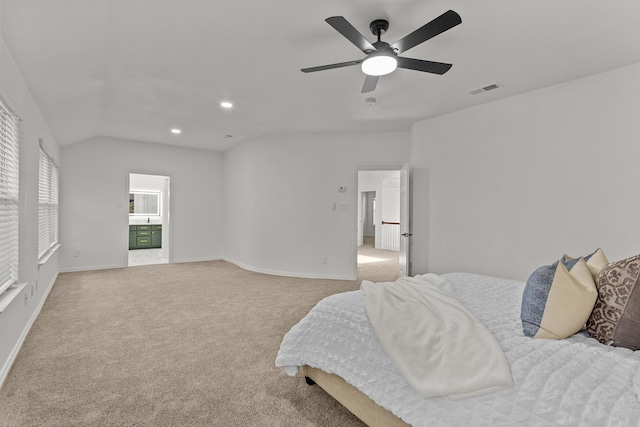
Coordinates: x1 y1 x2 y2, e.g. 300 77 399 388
128 173 171 266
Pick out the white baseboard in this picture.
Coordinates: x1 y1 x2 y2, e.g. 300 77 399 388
171 256 222 264
59 263 125 273
0 273 58 389
60 258 225 273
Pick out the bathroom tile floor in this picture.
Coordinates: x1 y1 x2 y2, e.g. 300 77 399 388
128 249 168 266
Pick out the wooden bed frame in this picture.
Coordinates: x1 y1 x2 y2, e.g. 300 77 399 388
302 365 410 427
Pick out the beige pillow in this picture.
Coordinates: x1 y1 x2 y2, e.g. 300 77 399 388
521 258 598 339
562 248 608 278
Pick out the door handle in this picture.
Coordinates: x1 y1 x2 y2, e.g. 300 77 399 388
401 233 412 237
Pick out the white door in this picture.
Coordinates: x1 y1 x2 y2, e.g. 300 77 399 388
399 164 411 276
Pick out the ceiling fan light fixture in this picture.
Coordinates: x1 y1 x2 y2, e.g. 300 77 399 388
361 54 397 76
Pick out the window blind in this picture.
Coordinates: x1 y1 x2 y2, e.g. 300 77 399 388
38 144 59 260
0 99 19 296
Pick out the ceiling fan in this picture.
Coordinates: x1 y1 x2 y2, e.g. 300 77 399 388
301 10 461 93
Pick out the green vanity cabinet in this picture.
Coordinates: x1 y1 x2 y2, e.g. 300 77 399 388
129 224 162 250
151 225 162 248
129 228 136 249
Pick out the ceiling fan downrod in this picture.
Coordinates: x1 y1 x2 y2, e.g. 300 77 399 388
369 19 389 44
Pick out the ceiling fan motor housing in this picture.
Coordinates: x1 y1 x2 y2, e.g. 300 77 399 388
370 19 389 37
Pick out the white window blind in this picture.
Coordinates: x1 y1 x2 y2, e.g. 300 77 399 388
38 144 59 260
0 98 19 296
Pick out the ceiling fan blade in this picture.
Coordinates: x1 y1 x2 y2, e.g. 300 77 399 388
397 57 452 74
390 10 461 55
326 16 376 53
301 59 362 73
361 75 379 93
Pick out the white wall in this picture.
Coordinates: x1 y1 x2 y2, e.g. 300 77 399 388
60 137 224 271
0 39 61 385
381 177 400 224
223 132 410 280
411 62 640 281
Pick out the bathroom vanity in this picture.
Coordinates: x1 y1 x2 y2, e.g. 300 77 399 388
129 224 162 250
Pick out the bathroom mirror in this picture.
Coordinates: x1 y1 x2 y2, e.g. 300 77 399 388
129 191 160 216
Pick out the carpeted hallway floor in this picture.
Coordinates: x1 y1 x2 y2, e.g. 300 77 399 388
0 241 399 426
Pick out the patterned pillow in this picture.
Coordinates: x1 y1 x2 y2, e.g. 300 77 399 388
521 257 598 339
587 254 640 350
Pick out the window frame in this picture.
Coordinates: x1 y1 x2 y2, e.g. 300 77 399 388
0 97 20 297
38 141 59 263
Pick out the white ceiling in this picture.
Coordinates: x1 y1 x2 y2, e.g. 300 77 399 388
2 1 640 151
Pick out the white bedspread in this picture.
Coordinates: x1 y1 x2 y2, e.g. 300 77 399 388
276 273 640 426
361 274 513 399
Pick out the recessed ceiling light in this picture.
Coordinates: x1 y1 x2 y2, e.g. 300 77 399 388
220 101 233 109
171 128 182 134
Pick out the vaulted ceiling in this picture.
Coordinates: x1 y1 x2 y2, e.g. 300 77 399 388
2 1 640 151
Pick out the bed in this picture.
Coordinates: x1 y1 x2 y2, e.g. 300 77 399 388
276 272 640 427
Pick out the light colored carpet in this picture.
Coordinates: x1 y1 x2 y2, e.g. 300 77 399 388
357 236 400 283
0 243 399 426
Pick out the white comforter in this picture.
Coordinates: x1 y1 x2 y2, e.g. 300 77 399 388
361 274 513 399
275 273 640 427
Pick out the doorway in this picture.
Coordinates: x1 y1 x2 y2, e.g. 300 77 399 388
356 170 401 281
362 191 376 243
128 173 170 266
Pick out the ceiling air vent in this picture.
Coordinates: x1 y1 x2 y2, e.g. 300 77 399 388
469 83 500 95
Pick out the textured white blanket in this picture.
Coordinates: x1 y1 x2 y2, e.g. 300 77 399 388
361 274 513 399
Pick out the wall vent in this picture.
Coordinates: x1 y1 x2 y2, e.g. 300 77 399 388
469 82 500 95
